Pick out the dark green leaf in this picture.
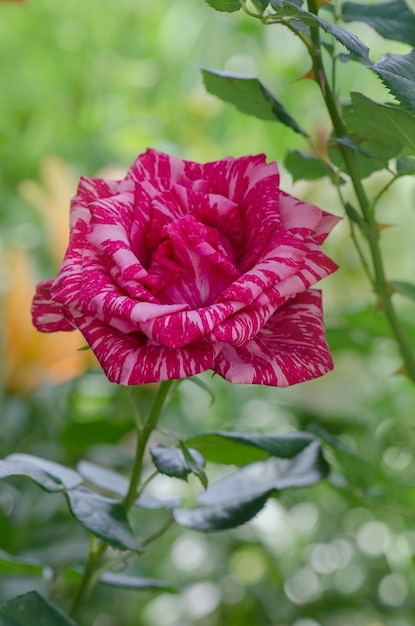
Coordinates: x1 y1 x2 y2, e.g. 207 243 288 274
198 442 327 499
0 550 51 579
201 69 308 135
330 135 380 157
390 280 415 302
174 442 328 531
284 150 345 184
174 494 268 531
204 0 241 11
350 92 415 153
397 156 415 174
66 487 143 552
308 424 362 459
78 460 129 497
270 0 303 7
272 3 369 61
0 591 78 626
371 48 415 114
7 454 82 490
342 0 415 46
150 443 205 481
186 430 315 465
99 572 176 592
329 93 415 176
179 442 208 488
272 440 329 489
0 459 63 493
251 0 269 12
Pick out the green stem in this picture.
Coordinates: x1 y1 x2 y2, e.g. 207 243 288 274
306 0 415 382
123 380 176 511
69 380 176 620
69 538 106 620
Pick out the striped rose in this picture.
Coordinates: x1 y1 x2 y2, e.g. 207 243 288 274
32 149 338 386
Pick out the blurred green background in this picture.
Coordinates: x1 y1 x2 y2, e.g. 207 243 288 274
2 1 415 625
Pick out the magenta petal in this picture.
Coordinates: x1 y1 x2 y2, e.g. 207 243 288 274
32 280 75 332
74 315 222 385
213 290 333 386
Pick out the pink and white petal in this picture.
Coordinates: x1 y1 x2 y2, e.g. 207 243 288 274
219 230 311 305
312 211 341 244
212 290 288 347
71 176 127 229
213 290 333 386
278 190 341 243
74 315 221 385
199 154 278 204
86 191 155 298
147 215 240 308
172 185 244 250
32 280 75 332
58 266 188 333
127 148 189 186
140 300 244 349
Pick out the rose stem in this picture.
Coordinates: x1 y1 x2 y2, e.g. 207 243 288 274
306 0 415 382
123 380 176 510
69 379 176 620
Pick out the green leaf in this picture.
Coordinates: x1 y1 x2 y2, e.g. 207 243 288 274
186 430 315 465
99 572 176 592
330 135 381 157
308 424 362 459
66 487 143 552
7 454 82 490
390 280 415 302
284 150 345 184
0 591 78 626
174 442 328 531
342 0 415 46
272 440 329 489
0 459 63 493
150 443 205 481
78 460 129 497
174 494 269 531
0 550 52 579
179 442 208 489
397 156 415 174
272 2 369 61
251 0 269 12
371 48 415 114
200 441 327 496
270 0 303 8
350 91 415 153
204 0 241 11
201 68 308 135
330 92 415 176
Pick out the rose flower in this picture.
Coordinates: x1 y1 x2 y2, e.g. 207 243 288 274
32 149 338 386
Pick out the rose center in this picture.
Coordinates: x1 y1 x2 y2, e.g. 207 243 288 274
144 215 241 308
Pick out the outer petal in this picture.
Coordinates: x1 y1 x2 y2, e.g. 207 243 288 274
278 190 341 244
73 315 222 385
32 280 75 332
127 148 188 185
213 290 333 386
